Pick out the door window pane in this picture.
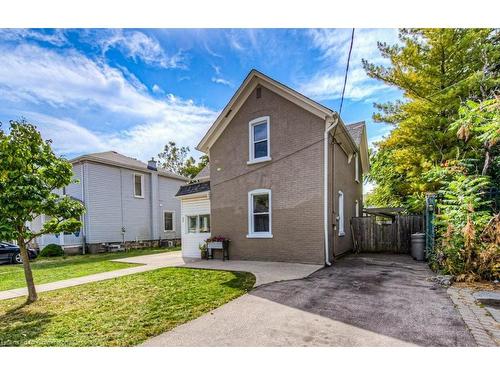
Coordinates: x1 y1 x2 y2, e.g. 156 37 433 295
199 215 210 233
187 216 197 233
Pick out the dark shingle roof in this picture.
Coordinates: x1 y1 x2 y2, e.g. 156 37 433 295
346 121 365 146
176 181 211 197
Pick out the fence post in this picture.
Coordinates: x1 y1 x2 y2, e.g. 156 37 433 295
425 194 436 259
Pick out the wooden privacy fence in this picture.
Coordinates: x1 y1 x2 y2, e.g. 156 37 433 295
351 215 424 254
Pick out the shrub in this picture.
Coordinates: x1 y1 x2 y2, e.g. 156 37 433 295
40 243 64 257
429 171 499 281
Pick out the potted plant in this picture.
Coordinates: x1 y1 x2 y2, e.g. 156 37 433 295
205 236 230 260
199 243 208 259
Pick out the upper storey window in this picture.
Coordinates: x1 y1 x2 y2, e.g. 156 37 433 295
248 116 271 164
134 173 144 198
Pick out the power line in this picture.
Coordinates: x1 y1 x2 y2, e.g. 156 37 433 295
339 28 355 115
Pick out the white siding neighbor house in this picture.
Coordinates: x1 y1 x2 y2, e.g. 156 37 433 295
33 151 189 253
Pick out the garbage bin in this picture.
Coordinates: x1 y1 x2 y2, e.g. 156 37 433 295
411 233 425 261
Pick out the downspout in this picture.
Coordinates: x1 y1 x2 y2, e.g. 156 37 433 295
324 114 339 266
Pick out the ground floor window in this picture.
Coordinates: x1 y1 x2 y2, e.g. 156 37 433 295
186 215 211 234
247 189 272 238
164 211 174 231
338 190 345 236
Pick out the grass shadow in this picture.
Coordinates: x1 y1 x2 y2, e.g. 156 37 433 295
221 271 256 292
0 304 54 346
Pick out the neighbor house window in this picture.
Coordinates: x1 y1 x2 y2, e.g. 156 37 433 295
248 116 270 164
134 174 144 198
338 191 345 236
355 152 360 183
164 211 174 231
186 215 211 234
247 189 272 238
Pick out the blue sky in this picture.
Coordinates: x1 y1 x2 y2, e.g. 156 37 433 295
0 28 401 162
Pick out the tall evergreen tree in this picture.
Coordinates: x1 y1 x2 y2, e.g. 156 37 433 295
363 28 499 211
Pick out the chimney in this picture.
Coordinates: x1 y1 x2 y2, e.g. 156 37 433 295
147 158 158 171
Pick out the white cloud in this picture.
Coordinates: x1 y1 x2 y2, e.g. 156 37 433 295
227 31 245 51
211 77 232 87
152 84 164 94
299 28 399 101
204 43 223 58
0 29 67 46
212 65 221 75
23 112 109 156
94 29 186 69
0 43 217 161
0 44 175 116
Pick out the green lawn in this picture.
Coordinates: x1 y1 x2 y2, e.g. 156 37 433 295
0 247 179 291
0 267 255 346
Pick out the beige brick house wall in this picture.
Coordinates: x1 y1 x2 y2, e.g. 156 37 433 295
331 142 363 256
209 86 326 264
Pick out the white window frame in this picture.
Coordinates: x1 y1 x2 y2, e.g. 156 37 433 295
186 215 198 234
354 152 360 183
133 173 144 198
247 188 273 238
163 211 175 232
355 199 360 217
185 214 211 234
248 116 271 164
338 190 345 236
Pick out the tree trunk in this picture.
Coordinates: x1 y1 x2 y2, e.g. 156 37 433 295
482 143 491 176
17 231 37 303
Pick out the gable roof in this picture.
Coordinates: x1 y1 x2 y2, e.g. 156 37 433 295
70 151 189 181
346 121 365 146
196 69 336 153
346 121 370 174
194 163 210 181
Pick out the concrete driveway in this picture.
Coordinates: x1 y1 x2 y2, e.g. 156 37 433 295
142 254 475 347
114 251 322 286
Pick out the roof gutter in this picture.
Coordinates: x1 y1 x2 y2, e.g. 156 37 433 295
324 114 339 266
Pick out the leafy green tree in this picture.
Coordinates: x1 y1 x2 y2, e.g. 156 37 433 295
450 97 500 178
157 141 208 179
0 120 85 303
363 28 499 211
180 154 209 179
426 98 499 280
157 141 190 175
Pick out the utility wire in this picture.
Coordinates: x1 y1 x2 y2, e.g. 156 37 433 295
339 28 355 115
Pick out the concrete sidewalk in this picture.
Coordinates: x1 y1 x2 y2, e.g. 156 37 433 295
0 264 163 300
181 259 322 287
0 251 322 300
0 251 189 301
